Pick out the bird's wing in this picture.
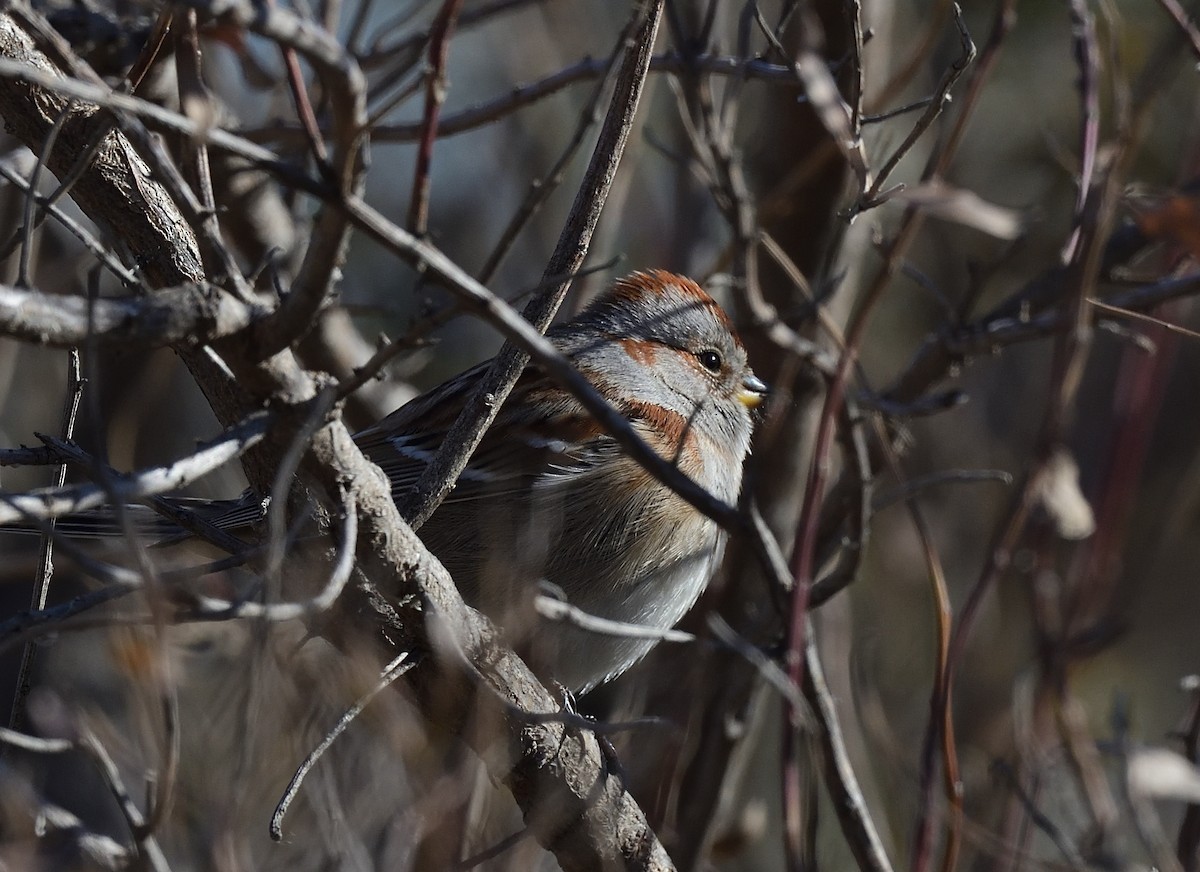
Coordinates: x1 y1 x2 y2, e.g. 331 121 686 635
352 360 621 506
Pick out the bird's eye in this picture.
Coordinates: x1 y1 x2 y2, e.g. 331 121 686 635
697 350 723 372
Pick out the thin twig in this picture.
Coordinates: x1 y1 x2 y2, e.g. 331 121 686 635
0 159 138 286
362 0 537 66
123 8 173 94
1089 296 1200 341
16 98 72 288
804 623 895 872
398 0 666 530
1062 0 1101 264
332 260 620 404
273 0 330 166
270 653 415 840
0 55 323 203
885 416 960 872
6 349 82 737
340 53 806 142
0 584 134 652
853 6 976 214
226 0 369 356
406 0 463 235
173 8 221 268
263 387 338 597
991 760 1089 868
886 271 1200 404
869 0 955 110
807 399 874 611
861 96 935 124
0 726 73 753
845 0 865 137
78 728 173 872
872 468 1013 510
707 614 805 714
476 13 633 285
0 412 270 526
193 490 357 621
536 595 697 644
752 5 872 195
1155 0 1200 60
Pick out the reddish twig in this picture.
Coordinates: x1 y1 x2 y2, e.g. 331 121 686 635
399 0 666 529
874 412 961 872
124 8 172 94
280 26 330 167
406 0 464 236
174 10 218 244
781 12 981 866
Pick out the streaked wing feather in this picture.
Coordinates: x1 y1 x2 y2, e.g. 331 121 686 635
352 359 618 507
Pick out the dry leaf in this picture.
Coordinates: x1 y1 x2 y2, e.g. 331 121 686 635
892 180 1024 240
1128 747 1200 802
1035 449 1096 540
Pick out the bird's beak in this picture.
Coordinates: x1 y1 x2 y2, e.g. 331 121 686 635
738 373 769 408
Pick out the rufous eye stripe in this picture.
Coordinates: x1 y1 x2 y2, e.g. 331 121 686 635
619 337 658 366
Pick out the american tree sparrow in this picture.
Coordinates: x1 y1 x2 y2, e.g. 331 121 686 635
355 270 765 690
2 271 764 692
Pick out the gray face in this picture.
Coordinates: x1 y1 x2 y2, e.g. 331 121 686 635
552 273 761 457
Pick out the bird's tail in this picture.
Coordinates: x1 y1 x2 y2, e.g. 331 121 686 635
0 494 268 541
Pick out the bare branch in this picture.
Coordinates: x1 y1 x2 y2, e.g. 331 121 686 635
399 0 667 529
406 0 464 236
270 653 416 841
6 349 82 738
299 53 806 143
0 281 256 347
0 12 204 288
0 412 269 526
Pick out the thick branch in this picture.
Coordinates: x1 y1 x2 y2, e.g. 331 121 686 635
0 11 203 287
188 0 370 359
279 363 676 871
0 282 256 347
